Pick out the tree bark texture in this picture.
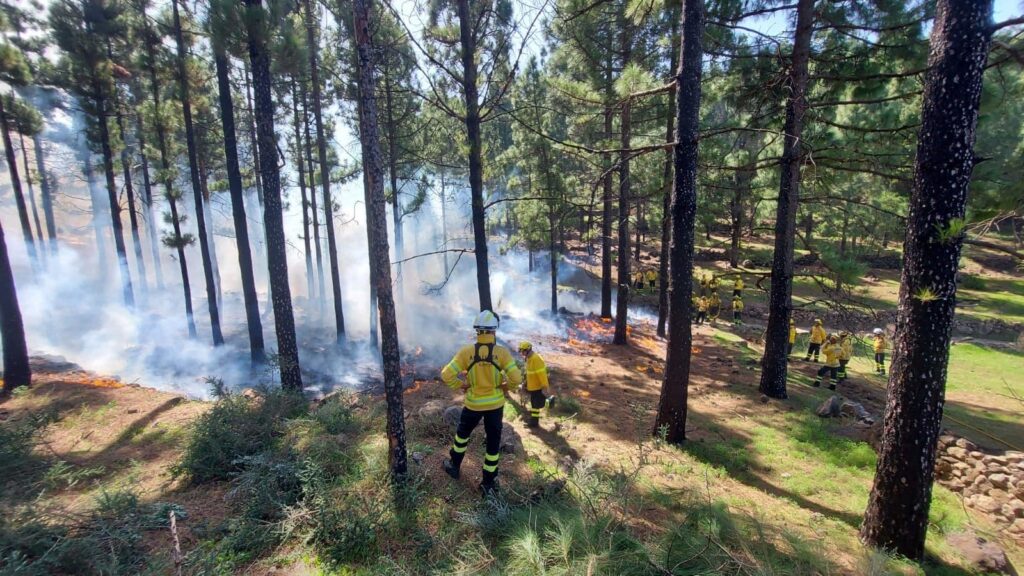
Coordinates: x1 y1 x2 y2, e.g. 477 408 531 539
657 7 680 338
0 219 29 393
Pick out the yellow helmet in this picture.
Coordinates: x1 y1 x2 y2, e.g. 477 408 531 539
814 318 823 325
518 341 533 352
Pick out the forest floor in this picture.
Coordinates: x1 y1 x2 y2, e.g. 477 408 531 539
2 235 1023 575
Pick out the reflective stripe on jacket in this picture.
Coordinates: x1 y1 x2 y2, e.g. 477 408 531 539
441 334 523 411
822 342 841 367
873 335 886 353
810 325 827 344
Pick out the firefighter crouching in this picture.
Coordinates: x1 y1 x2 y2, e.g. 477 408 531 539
441 310 523 497
518 341 555 428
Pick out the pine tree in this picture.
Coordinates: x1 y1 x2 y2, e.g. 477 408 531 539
860 0 995 558
244 0 302 390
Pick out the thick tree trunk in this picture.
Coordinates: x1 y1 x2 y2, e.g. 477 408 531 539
758 0 814 399
352 0 408 479
32 133 58 255
0 219 29 394
613 102 632 345
860 0 993 558
0 97 37 267
114 108 147 290
600 106 614 319
654 0 703 444
215 47 265 364
172 0 223 345
306 0 346 341
94 86 135 307
291 79 315 301
246 0 303 391
657 8 680 338
456 0 492 312
142 12 195 337
300 82 326 310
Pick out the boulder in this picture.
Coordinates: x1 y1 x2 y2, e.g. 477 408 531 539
990 473 1011 490
947 447 969 460
988 488 1011 505
443 405 462 430
973 495 1002 514
839 400 874 424
947 532 1012 574
1009 518 1024 534
418 399 448 421
1001 500 1024 520
815 396 843 418
985 455 1010 466
956 438 978 451
500 425 523 455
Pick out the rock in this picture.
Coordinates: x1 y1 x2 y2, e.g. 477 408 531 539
417 399 447 421
500 426 523 455
956 438 978 451
947 446 968 460
969 451 985 460
411 451 425 465
947 532 1011 574
816 396 843 418
442 405 462 430
985 455 1010 466
973 495 1002 514
990 473 1011 489
1001 500 1024 519
939 434 958 447
241 388 262 399
1006 452 1024 464
759 395 770 404
1009 518 1024 534
935 460 953 477
839 400 874 424
989 488 1011 504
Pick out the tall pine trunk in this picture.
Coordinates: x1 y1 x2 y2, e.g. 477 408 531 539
131 92 163 287
306 0 346 341
758 0 813 399
94 84 135 307
383 70 403 291
657 7 680 338
353 0 408 479
654 0 703 444
172 0 223 346
242 60 264 206
301 82 326 309
17 132 44 262
860 0 993 558
613 99 632 344
0 219 29 394
600 105 614 319
456 0 492 312
114 108 147 289
0 96 37 268
215 46 265 364
291 79 315 301
142 11 195 338
32 133 58 255
246 0 303 391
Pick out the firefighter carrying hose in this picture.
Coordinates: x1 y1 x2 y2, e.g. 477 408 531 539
518 341 555 428
440 310 523 497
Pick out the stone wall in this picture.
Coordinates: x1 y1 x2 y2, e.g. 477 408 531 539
935 433 1024 537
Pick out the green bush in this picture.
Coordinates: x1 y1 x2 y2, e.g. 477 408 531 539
551 394 582 416
175 390 306 484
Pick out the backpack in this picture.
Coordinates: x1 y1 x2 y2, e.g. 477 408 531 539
465 342 504 375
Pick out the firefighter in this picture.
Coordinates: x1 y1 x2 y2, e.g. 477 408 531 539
788 319 797 356
518 341 554 428
872 328 887 375
440 310 523 497
633 270 644 289
733 276 744 297
709 275 720 293
804 319 826 362
813 334 841 390
646 268 658 289
708 292 721 326
699 274 710 296
837 331 853 383
696 296 708 325
731 295 744 324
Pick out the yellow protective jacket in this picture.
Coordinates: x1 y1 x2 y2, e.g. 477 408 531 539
810 325 827 344
524 353 549 392
709 295 721 314
821 342 840 368
732 298 744 311
839 338 853 361
873 335 887 353
734 278 744 291
698 298 708 312
646 270 657 282
441 334 523 411
789 325 797 344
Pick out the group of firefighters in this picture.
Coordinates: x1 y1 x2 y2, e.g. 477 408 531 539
437 297 890 497
693 274 745 326
791 318 889 390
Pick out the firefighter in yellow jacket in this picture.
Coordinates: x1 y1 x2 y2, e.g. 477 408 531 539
788 319 797 356
733 277 744 297
440 310 523 496
731 295 744 324
804 319 827 362
872 328 887 375
813 334 841 390
837 331 853 384
646 269 658 289
518 342 555 428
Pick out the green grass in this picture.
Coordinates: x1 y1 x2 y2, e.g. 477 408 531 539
957 278 1024 324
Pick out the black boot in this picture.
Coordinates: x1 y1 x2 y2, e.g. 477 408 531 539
528 416 539 428
828 383 836 391
812 380 821 387
443 458 460 480
480 479 500 498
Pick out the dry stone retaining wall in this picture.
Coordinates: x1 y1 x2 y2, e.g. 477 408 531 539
935 433 1024 537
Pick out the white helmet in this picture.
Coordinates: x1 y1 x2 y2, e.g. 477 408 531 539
873 328 883 335
473 310 500 331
